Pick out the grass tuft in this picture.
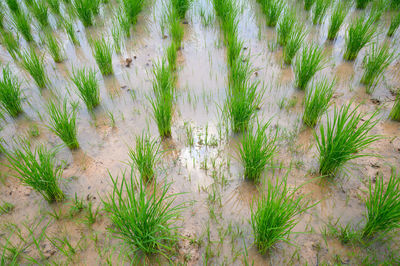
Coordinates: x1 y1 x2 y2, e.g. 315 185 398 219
362 170 400 239
73 0 94 27
302 78 334 127
6 0 20 14
355 0 371 9
283 24 306 65
0 66 24 117
0 30 20 59
102 170 185 259
387 11 400 37
167 42 177 71
294 44 327 90
304 0 316 11
47 0 61 15
169 8 184 48
361 43 395 94
21 49 48 89
389 94 400 121
12 11 33 42
238 121 277 181
122 0 144 25
63 17 80 45
129 133 161 181
91 38 113 76
251 176 311 253
71 68 100 111
277 8 295 46
315 102 381 176
1 140 65 202
171 0 191 19
31 0 49 28
327 1 347 40
47 99 79 149
262 0 285 27
343 16 375 61
312 0 330 25
45 32 64 63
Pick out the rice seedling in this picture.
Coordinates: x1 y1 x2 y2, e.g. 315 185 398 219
0 30 20 59
129 133 161 181
91 37 113 76
21 49 48 89
12 11 33 42
150 61 174 138
228 54 252 89
71 68 100 111
102 170 186 259
115 8 131 37
6 0 20 14
171 0 191 19
47 99 79 149
111 23 122 54
63 18 80 45
0 66 24 118
0 7 5 30
387 11 400 37
389 94 400 121
226 33 243 70
169 9 184 48
370 0 388 23
167 42 177 71
251 176 311 253
343 16 375 61
73 0 94 27
277 9 295 46
45 32 64 63
361 43 395 93
302 78 334 127
294 44 327 90
0 201 14 215
122 0 145 25
0 140 65 202
362 170 400 239
304 0 316 11
312 0 330 25
356 0 371 9
47 0 61 15
237 120 277 181
31 0 49 28
283 24 306 65
327 1 347 40
89 0 101 16
262 0 285 27
315 102 381 176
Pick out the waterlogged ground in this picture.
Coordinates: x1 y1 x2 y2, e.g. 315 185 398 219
1 0 400 264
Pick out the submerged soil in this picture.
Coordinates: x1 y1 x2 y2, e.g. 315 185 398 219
0 0 400 265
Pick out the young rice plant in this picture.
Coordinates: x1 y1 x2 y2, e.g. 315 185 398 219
0 66 24 117
71 68 100 111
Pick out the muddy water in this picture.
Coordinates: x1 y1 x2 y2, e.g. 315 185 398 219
0 0 400 264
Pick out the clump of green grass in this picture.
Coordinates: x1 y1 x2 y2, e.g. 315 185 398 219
237 121 277 181
167 42 177 71
313 0 330 25
102 170 185 259
0 201 14 215
302 78 334 127
45 32 64 63
251 176 311 253
343 16 375 61
0 30 20 59
361 43 395 94
129 133 161 181
387 12 400 37
370 0 388 23
226 32 243 70
362 170 400 239
304 0 316 11
150 61 174 138
283 24 306 65
71 68 100 111
63 17 80 45
91 38 113 76
294 44 327 90
31 0 49 28
390 94 400 121
327 1 347 40
169 9 184 48
0 66 24 118
73 0 94 27
47 99 79 149
89 0 100 16
171 0 191 19
21 49 48 89
0 6 5 30
356 0 371 9
6 0 20 14
315 102 381 176
262 0 285 27
277 9 295 46
122 0 144 25
12 11 33 42
111 22 122 54
47 0 61 15
115 7 131 37
1 140 65 202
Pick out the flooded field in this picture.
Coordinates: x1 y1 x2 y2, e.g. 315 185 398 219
0 0 400 264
